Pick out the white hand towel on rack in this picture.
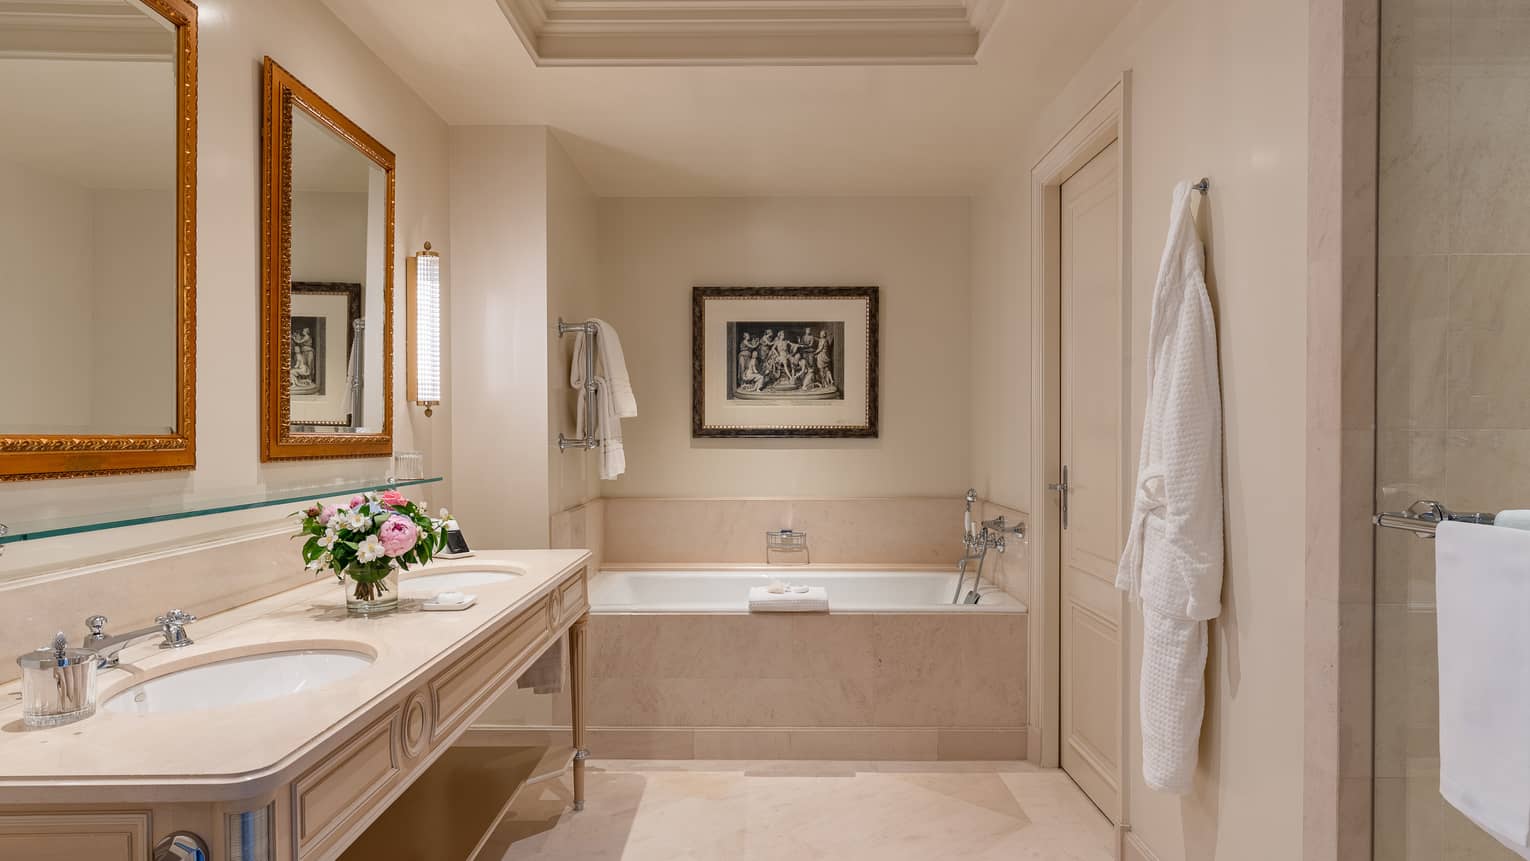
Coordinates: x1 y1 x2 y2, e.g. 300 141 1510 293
1437 520 1530 859
573 375 626 481
571 319 637 418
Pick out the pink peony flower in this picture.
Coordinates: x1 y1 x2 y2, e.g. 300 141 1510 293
350 495 367 509
320 505 339 526
379 489 408 509
378 514 420 558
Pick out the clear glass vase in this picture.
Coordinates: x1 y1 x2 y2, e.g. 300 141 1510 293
344 563 399 616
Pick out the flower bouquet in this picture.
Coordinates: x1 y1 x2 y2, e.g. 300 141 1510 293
295 490 449 615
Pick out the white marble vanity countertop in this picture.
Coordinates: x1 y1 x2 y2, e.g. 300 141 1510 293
0 549 589 803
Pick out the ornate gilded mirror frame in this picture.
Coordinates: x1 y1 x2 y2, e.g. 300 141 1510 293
0 0 198 482
260 57 395 461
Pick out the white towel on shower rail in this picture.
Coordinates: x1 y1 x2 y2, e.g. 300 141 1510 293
571 328 630 480
571 319 638 418
748 586 828 613
1436 521 1530 859
1116 180 1224 795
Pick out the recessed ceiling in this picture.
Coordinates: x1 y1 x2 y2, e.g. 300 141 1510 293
320 0 1138 196
495 0 1007 66
0 0 174 61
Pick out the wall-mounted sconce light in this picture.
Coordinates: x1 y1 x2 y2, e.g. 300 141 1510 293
407 241 442 417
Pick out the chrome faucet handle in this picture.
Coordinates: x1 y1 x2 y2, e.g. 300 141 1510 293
155 609 196 649
85 615 109 640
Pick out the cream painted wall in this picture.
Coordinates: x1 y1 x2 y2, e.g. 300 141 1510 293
0 162 94 434
598 196 973 499
90 189 178 435
291 191 367 283
546 135 601 516
449 126 602 548
970 0 1309 858
0 170 178 437
0 0 452 581
449 126 551 550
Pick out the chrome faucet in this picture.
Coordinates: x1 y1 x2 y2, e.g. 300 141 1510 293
82 610 197 668
953 491 1026 604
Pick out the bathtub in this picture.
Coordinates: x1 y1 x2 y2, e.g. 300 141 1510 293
490 566 1031 761
590 567 1028 614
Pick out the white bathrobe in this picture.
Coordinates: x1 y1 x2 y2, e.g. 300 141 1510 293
1116 180 1224 794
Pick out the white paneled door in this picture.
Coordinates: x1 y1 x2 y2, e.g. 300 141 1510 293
1056 139 1124 822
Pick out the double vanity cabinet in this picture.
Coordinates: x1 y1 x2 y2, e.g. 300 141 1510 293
0 550 591 861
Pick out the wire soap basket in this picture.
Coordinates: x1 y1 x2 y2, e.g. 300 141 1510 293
765 529 809 565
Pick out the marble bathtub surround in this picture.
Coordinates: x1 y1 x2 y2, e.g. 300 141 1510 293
549 498 605 575
487 760 1112 861
974 499 1030 597
0 550 588 800
601 497 969 567
474 610 1028 761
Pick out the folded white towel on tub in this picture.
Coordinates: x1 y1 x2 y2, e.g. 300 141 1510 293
748 586 828 613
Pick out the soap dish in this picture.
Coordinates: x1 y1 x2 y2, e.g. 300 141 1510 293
422 594 477 612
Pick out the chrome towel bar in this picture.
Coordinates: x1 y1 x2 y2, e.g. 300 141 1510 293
1373 499 1496 538
557 318 599 451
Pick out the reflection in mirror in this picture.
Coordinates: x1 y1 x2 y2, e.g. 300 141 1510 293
288 110 388 434
262 57 393 462
0 0 179 437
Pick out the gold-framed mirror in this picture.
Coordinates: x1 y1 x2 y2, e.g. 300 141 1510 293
260 57 394 461
0 0 197 481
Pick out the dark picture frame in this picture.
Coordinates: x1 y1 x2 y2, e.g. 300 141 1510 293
290 281 362 428
692 285 879 438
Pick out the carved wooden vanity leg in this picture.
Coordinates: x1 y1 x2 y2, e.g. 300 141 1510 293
569 612 590 811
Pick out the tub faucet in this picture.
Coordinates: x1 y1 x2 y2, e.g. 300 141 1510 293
952 503 1027 604
81 610 197 668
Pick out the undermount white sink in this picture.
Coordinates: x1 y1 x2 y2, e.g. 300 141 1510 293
402 570 517 592
103 648 374 715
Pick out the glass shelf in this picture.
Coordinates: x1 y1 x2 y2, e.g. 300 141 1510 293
0 476 443 546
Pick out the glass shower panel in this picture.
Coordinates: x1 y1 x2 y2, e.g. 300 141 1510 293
1376 0 1530 857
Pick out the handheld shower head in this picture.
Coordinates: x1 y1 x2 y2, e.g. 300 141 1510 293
964 489 977 535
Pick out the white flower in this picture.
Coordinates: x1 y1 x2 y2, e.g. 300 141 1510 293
356 535 386 563
344 510 369 531
439 508 450 519
317 529 338 550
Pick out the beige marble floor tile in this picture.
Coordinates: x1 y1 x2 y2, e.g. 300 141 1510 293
492 761 1112 861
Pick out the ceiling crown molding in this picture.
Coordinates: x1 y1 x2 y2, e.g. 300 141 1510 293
0 0 173 61
495 0 1005 65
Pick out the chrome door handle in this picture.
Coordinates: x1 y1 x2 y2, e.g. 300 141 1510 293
1047 465 1070 530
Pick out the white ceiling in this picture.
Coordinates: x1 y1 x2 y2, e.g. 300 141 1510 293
320 0 1134 196
493 0 1002 66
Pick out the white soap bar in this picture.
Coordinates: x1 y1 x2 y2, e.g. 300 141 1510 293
767 580 787 594
435 591 466 605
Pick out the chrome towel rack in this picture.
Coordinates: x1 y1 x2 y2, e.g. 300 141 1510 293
1374 499 1496 538
557 318 599 451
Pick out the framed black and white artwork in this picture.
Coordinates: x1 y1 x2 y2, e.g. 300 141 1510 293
692 286 879 438
289 282 362 429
